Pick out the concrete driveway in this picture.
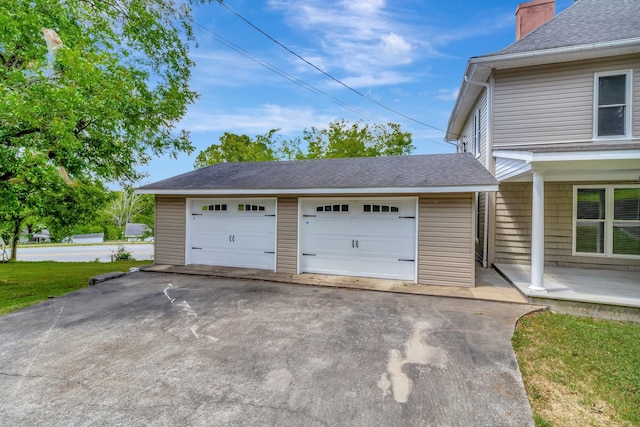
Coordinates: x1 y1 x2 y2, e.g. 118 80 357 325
0 273 537 426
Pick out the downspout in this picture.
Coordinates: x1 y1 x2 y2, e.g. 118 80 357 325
464 76 492 268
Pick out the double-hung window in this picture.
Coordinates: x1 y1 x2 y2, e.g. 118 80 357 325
594 70 632 139
574 185 640 258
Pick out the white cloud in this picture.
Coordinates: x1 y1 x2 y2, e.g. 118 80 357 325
337 71 414 89
181 104 336 136
267 0 424 86
436 87 459 101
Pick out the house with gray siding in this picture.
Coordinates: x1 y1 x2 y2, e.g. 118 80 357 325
137 154 497 287
446 0 640 293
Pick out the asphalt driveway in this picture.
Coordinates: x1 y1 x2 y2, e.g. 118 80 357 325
0 273 537 426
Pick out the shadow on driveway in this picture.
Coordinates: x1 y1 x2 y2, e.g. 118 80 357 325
0 272 538 426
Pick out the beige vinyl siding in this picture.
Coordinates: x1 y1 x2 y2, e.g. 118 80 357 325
155 196 186 265
494 183 532 264
276 197 298 274
418 194 474 287
494 55 640 148
495 182 640 271
458 89 488 168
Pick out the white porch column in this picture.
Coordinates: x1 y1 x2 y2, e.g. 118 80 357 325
529 170 547 293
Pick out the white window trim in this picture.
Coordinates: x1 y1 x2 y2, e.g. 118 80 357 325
573 184 640 259
593 69 633 140
473 109 481 157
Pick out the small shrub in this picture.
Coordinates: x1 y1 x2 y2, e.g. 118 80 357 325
111 246 134 261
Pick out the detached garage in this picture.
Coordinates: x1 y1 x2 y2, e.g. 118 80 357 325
138 154 498 287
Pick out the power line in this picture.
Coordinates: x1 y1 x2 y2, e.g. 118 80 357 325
218 1 455 145
193 22 383 123
193 23 453 149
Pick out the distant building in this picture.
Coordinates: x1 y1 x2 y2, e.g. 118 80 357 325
71 233 104 244
31 229 51 243
124 223 153 242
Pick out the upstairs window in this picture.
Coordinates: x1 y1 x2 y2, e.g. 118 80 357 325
594 70 632 139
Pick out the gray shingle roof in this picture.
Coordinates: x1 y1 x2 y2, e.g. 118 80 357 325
125 223 151 237
484 0 640 57
137 154 497 192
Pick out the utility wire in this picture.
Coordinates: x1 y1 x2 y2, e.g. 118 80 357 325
219 1 456 145
193 22 454 149
193 23 382 123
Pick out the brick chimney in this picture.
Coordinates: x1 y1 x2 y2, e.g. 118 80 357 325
515 0 555 40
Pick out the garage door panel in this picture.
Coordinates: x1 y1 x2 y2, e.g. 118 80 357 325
301 234 353 255
300 198 416 281
356 236 416 259
303 216 353 234
359 258 415 280
301 254 358 276
351 217 413 237
188 199 276 270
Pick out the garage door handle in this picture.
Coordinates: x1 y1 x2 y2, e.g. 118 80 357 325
192 213 203 216
398 259 415 262
192 247 203 250
264 251 275 254
399 216 415 219
229 235 235 242
303 215 316 218
265 214 276 217
356 240 359 248
352 240 354 248
302 253 316 256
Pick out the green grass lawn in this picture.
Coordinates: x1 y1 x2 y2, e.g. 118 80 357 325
513 312 640 427
0 261 150 315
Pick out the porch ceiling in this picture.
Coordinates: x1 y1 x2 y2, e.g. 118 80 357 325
494 149 640 182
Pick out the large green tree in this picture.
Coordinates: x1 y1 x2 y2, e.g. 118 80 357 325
194 120 414 167
193 130 279 168
301 120 414 159
1 0 208 258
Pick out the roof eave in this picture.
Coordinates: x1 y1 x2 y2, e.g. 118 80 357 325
136 184 499 196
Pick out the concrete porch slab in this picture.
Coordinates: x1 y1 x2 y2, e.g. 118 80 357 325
495 263 640 322
140 263 530 305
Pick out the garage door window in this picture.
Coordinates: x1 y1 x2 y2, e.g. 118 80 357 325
363 204 399 213
238 204 266 212
202 204 227 211
316 204 349 212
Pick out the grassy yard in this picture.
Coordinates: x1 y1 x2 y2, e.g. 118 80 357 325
0 261 150 315
513 312 640 427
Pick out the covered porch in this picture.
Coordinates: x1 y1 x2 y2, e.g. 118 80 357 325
493 144 640 293
495 263 640 321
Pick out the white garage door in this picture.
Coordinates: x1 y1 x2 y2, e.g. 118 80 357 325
188 198 276 270
300 198 416 281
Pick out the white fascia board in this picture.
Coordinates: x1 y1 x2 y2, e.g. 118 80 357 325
472 38 640 70
494 149 640 163
136 185 499 196
446 63 492 140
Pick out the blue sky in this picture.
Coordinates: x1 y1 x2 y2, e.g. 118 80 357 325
139 0 573 185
